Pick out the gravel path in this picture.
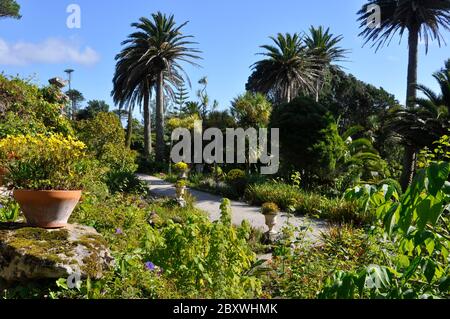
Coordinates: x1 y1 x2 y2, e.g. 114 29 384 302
138 175 328 243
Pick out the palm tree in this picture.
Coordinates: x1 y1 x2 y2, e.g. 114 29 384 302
112 12 200 159
246 33 320 104
121 12 201 162
384 60 450 158
416 59 450 117
358 0 450 190
304 26 349 102
112 70 152 150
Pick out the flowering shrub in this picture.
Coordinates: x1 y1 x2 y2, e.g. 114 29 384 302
226 169 245 181
261 202 279 215
0 134 89 190
0 75 73 138
173 162 189 173
75 112 138 174
175 179 188 188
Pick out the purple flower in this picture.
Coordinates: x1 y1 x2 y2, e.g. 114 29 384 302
145 261 156 271
115 228 123 235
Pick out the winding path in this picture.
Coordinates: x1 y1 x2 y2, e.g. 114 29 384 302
138 175 328 243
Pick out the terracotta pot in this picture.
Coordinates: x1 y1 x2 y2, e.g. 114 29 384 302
13 190 82 229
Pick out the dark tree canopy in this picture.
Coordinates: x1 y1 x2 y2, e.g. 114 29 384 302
321 69 399 130
270 95 345 182
77 100 110 120
0 0 21 19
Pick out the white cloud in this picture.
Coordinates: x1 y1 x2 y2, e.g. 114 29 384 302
0 37 100 66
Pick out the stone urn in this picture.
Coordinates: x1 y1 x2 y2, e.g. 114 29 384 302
179 171 188 180
261 202 280 234
264 213 278 234
13 190 82 229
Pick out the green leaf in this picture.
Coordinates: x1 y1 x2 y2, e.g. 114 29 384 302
423 259 436 283
55 278 68 290
427 162 450 196
402 257 421 282
439 276 450 292
397 255 410 268
416 198 432 231
424 237 436 255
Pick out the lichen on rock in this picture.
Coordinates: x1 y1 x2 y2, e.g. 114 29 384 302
0 223 114 282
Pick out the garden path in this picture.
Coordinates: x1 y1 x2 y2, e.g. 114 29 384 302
138 175 329 244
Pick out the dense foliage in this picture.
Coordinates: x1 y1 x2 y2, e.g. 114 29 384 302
270 95 345 183
0 75 72 138
0 134 92 190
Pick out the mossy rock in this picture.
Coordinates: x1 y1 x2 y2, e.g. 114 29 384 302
0 223 114 282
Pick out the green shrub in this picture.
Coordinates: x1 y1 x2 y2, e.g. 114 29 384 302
226 169 245 181
68 193 262 299
245 181 367 224
270 96 346 184
0 197 20 222
0 75 73 138
265 225 393 298
321 162 450 299
143 199 262 298
0 134 90 190
261 202 279 215
75 112 138 174
106 171 148 195
245 182 300 210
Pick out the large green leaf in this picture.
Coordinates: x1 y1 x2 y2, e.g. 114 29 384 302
427 162 450 197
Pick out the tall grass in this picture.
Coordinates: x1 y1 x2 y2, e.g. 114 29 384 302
244 182 371 224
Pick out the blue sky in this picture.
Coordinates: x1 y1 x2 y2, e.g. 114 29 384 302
1 0 449 116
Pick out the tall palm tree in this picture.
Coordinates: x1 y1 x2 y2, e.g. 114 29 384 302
416 59 450 117
304 26 349 102
121 12 201 162
357 0 450 190
384 60 450 159
112 63 184 151
112 12 200 160
246 33 320 105
112 68 152 150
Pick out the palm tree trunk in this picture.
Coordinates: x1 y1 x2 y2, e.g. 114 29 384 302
315 79 320 103
400 26 420 191
143 81 152 158
286 85 292 103
155 70 165 162
125 105 133 148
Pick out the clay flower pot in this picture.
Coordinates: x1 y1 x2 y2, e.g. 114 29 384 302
13 190 82 229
